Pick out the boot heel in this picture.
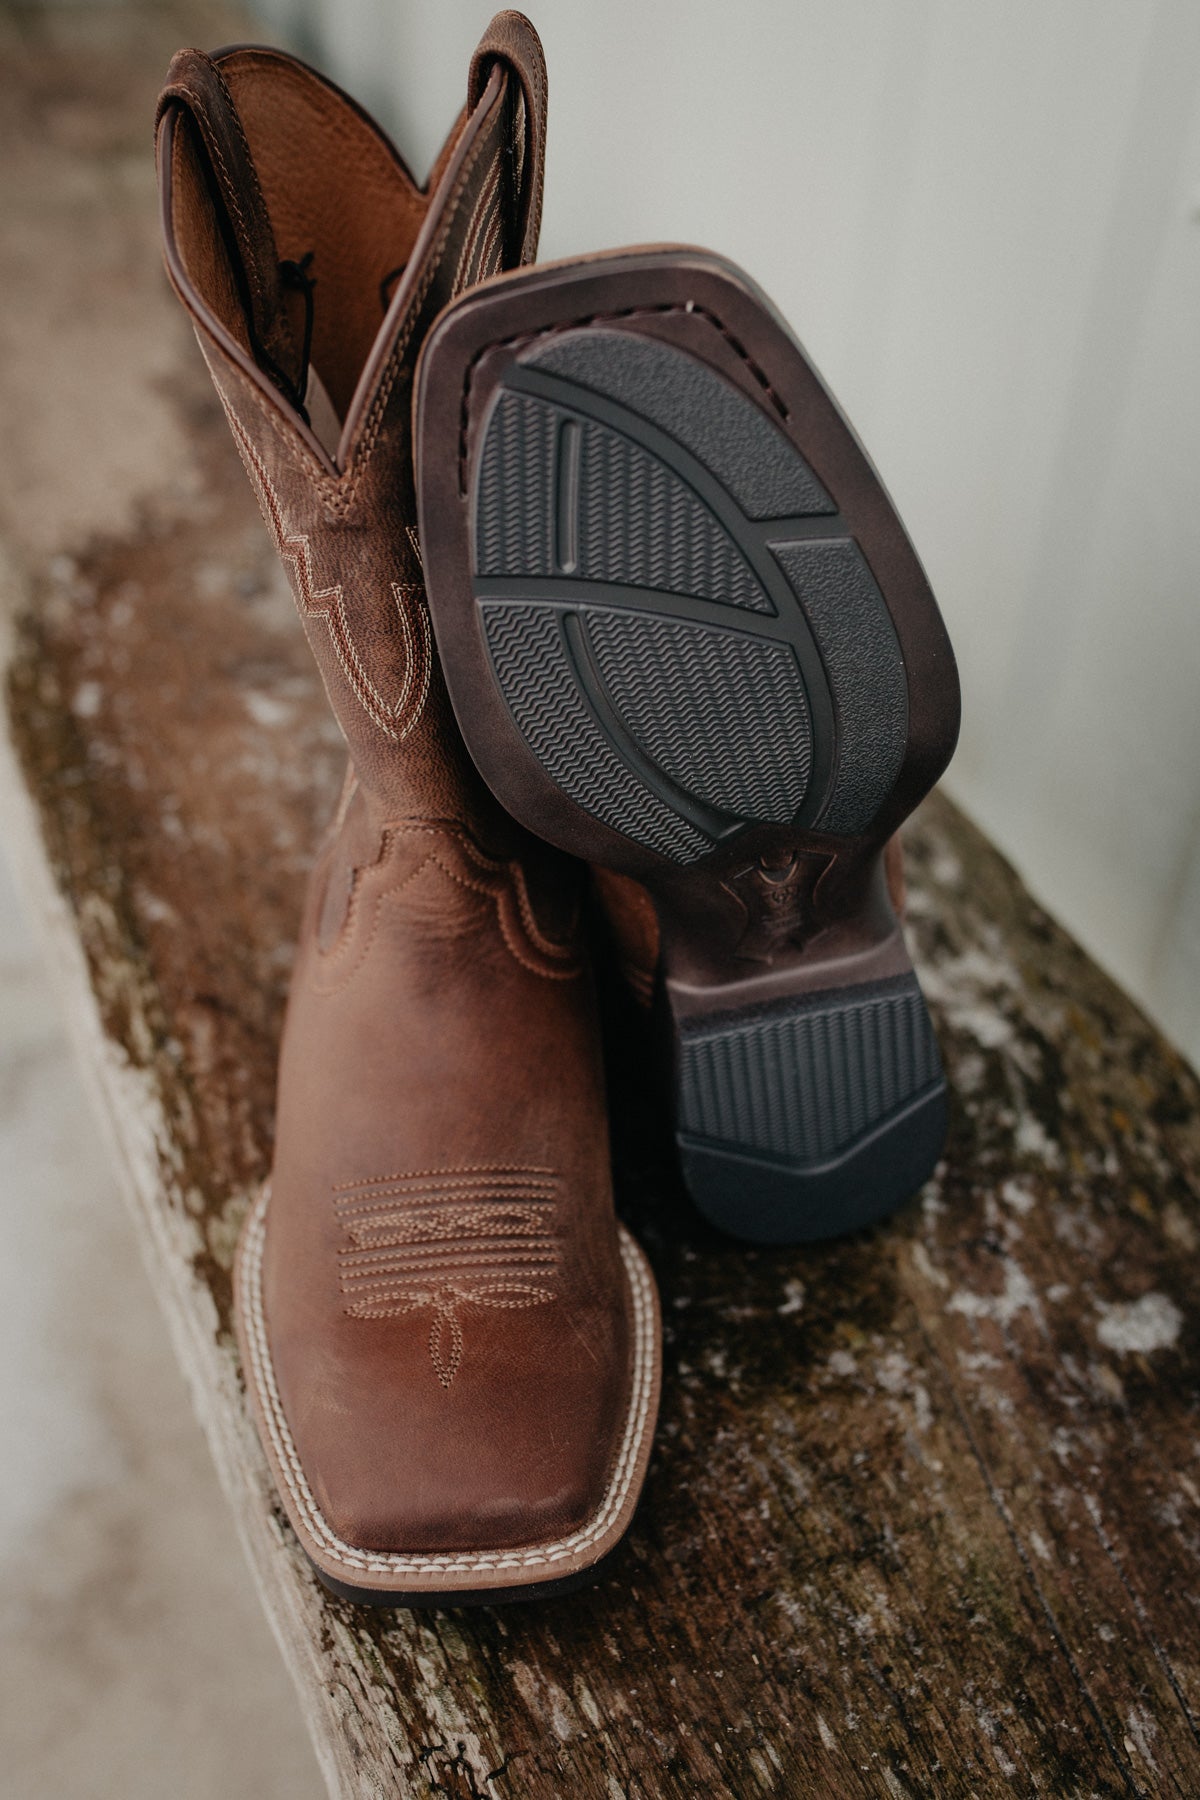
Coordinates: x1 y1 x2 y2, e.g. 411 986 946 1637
673 971 947 1243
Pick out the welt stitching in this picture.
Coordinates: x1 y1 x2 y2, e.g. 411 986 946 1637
457 300 790 492
240 1185 656 1575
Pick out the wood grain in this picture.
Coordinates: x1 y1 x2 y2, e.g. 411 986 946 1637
2 7 1198 1795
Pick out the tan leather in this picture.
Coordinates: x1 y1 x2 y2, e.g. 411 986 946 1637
156 14 659 1598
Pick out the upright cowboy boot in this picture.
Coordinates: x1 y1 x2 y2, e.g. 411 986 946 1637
414 250 961 1247
156 15 659 1604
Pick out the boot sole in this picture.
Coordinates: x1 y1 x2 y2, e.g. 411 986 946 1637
416 249 960 1244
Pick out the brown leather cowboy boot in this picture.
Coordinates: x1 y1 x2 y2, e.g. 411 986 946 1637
414 250 960 1247
155 15 660 1604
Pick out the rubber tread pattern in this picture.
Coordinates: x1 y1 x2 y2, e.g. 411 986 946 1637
474 390 770 612
678 976 943 1165
771 538 907 834
480 602 711 861
575 415 768 609
525 328 835 521
584 611 812 823
474 392 556 578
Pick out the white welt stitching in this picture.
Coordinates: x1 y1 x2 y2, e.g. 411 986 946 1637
238 1185 657 1577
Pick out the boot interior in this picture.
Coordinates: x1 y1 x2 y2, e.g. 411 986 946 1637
166 46 451 439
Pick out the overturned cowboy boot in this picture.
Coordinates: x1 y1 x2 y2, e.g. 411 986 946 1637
155 15 660 1604
414 249 961 1246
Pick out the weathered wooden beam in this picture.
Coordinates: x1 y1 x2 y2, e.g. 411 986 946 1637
3 6 1199 1796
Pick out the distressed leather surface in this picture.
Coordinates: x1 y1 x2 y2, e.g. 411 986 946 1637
156 16 650 1571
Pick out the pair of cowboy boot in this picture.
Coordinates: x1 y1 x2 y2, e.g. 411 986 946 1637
156 11 958 1605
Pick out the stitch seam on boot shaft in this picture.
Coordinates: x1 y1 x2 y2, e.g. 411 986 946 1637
188 81 512 517
223 403 433 743
310 822 581 991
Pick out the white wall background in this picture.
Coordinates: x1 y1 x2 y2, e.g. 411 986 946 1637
255 0 1200 1067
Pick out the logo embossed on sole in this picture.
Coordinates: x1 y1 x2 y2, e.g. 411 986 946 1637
724 849 834 961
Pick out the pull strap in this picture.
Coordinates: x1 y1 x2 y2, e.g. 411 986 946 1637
467 10 548 266
156 49 303 407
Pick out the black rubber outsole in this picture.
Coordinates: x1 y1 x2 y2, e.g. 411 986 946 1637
676 973 948 1244
416 250 959 1244
473 331 908 859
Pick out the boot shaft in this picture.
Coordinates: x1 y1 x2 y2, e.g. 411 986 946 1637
155 16 547 824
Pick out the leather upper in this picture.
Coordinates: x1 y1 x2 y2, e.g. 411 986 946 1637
156 17 651 1573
